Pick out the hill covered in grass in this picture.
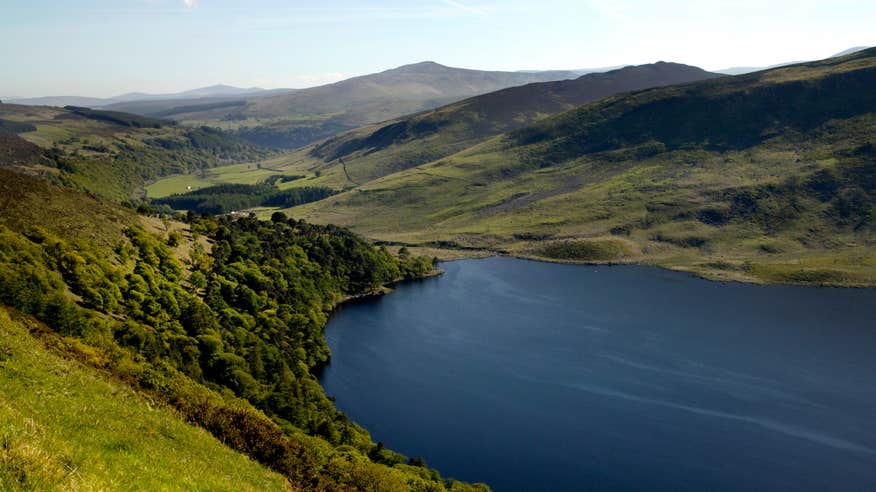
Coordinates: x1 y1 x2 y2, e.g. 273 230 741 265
144 62 721 198
114 62 582 149
0 169 489 491
0 307 292 491
0 103 271 199
286 48 876 286
280 62 721 188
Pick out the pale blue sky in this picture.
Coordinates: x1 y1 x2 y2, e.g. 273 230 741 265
2 0 874 97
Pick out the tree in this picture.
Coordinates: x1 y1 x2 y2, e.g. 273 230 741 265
271 211 287 223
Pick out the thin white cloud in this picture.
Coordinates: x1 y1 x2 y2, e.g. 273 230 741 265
182 0 198 8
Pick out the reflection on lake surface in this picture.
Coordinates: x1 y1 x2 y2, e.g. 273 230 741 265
320 257 876 491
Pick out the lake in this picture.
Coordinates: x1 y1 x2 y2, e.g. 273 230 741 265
319 257 876 491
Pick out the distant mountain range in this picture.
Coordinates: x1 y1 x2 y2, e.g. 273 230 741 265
8 47 871 151
225 61 582 122
12 47 870 107
104 62 586 149
6 84 294 108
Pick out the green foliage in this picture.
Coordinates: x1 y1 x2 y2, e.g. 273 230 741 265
64 106 172 128
0 179 477 490
151 183 336 214
0 308 292 491
512 52 876 165
293 62 718 188
154 100 247 118
0 105 272 200
280 49 876 286
264 174 305 185
533 239 630 261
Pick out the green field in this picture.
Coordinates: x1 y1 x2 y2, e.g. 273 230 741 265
145 158 321 198
0 308 291 491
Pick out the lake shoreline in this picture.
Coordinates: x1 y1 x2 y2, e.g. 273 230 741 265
405 246 875 289
320 257 876 492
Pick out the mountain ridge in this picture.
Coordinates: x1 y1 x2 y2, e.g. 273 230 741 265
8 84 288 108
272 61 723 188
134 61 585 149
281 47 876 286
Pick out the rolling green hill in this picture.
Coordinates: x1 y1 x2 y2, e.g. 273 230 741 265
121 62 582 149
0 103 271 199
145 62 720 197
0 168 489 490
286 48 876 286
0 307 292 491
288 62 721 188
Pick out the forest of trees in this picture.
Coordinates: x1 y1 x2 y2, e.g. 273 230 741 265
152 183 336 214
0 206 483 490
64 106 171 128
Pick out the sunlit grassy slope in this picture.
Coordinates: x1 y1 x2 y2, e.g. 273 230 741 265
0 307 291 491
144 158 305 198
0 168 490 491
0 104 270 199
146 62 720 198
288 62 721 187
285 48 876 286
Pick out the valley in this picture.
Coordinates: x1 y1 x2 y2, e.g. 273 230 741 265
2 7 874 487
145 48 876 286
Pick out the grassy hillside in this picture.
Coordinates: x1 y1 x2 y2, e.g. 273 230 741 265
0 169 488 491
286 48 876 286
0 103 271 199
124 62 581 149
288 62 721 188
146 62 720 197
0 307 292 491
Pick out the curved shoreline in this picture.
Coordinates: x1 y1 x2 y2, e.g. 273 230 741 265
399 246 876 289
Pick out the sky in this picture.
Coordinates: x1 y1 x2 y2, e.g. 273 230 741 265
1 0 874 98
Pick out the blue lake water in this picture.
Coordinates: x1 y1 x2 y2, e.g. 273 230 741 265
319 257 876 491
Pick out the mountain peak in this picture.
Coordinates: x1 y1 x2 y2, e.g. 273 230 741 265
390 61 451 73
